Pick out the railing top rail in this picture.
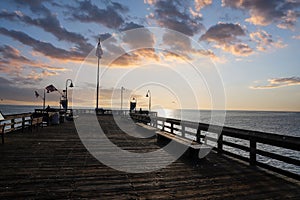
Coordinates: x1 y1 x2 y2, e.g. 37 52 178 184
1 113 32 121
132 114 300 147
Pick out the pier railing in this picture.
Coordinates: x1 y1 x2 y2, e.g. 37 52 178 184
130 113 300 180
0 113 32 143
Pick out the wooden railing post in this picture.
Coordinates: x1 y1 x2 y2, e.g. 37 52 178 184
11 118 15 131
196 126 201 143
1 124 5 144
250 137 256 166
181 124 185 138
170 122 174 134
196 124 201 144
22 116 25 132
217 133 223 154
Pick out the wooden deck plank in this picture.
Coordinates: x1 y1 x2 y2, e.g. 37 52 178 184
0 115 299 199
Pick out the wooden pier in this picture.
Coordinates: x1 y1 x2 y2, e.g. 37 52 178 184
0 115 299 199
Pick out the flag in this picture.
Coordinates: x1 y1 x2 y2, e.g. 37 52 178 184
45 84 57 93
96 38 103 58
35 91 40 98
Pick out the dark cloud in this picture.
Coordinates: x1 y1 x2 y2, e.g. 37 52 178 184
119 22 144 31
0 27 85 60
121 23 155 49
200 23 246 44
251 77 300 89
222 0 300 29
0 10 94 55
97 33 112 41
0 45 30 63
162 30 218 60
13 0 52 16
200 23 253 56
69 0 128 29
149 0 204 36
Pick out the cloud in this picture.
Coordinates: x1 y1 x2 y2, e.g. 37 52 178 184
250 77 300 89
250 30 286 51
0 10 94 55
0 27 85 61
200 23 253 56
220 43 253 57
0 45 66 85
12 0 52 16
222 0 300 30
148 0 204 36
200 23 246 44
93 26 159 68
120 22 155 49
194 0 212 12
69 0 128 29
292 35 300 39
162 30 219 60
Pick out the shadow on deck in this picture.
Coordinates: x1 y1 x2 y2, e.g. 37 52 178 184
0 115 299 199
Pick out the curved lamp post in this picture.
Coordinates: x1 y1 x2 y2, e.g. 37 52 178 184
146 90 151 111
65 79 74 112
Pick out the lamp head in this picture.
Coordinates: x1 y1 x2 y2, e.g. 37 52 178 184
69 82 74 88
146 90 150 97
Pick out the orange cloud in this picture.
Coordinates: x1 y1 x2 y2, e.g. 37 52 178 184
250 77 300 89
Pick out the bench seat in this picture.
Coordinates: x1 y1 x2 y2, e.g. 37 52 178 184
156 130 202 149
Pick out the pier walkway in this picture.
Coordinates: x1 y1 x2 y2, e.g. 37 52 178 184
0 115 299 199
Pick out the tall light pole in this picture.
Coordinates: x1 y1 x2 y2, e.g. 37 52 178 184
43 89 46 110
120 87 125 111
65 79 74 112
96 37 103 112
146 90 151 111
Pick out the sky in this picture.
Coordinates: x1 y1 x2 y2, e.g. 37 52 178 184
0 0 300 111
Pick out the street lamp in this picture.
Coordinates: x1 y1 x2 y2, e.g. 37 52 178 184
120 87 125 112
65 79 74 112
146 90 151 111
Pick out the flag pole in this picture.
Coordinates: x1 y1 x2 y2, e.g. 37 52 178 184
43 89 45 110
96 54 99 111
96 37 103 112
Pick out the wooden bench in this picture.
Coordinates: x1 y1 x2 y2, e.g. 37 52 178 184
136 122 157 138
136 122 157 131
155 129 204 159
156 130 202 148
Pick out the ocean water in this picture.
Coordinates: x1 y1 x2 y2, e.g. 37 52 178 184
156 109 300 175
156 109 300 137
0 104 43 115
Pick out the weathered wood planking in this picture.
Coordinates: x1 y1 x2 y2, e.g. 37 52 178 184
0 115 299 199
